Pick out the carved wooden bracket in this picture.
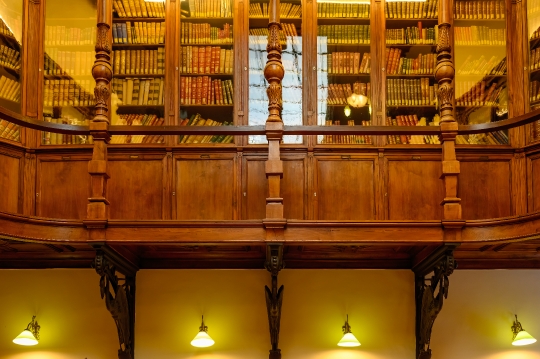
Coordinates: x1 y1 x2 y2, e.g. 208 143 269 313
412 244 458 359
91 243 138 359
264 243 284 359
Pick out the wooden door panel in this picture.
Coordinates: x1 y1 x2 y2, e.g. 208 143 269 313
388 161 443 220
175 157 235 220
460 161 511 219
531 157 540 212
316 158 375 220
37 159 89 219
0 153 20 213
108 160 164 219
245 158 305 220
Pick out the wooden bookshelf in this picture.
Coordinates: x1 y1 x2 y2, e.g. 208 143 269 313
0 16 22 123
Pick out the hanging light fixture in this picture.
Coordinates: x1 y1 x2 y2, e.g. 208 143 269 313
13 316 40 346
512 315 537 346
347 93 368 108
191 316 215 348
337 315 361 347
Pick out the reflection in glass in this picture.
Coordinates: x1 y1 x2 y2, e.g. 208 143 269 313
529 0 540 141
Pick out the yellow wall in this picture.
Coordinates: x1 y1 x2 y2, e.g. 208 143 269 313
2 269 540 359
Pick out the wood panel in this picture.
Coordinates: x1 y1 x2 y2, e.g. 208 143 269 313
174 154 237 220
108 158 166 219
459 161 512 219
387 161 443 220
0 152 21 213
243 156 306 220
315 156 376 220
530 156 540 213
36 157 90 219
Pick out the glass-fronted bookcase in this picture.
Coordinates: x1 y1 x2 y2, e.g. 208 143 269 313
528 0 540 143
0 0 23 143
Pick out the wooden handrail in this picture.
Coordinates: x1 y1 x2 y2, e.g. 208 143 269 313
3 105 540 136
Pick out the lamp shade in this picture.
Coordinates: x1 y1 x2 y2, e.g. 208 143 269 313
191 330 215 348
513 330 537 346
338 332 361 347
13 329 39 346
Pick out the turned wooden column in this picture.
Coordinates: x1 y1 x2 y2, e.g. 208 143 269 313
264 0 285 228
86 0 112 232
435 2 464 238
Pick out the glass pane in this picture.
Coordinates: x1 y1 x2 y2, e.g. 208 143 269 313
528 0 540 142
317 0 372 145
385 0 440 145
249 0 303 144
454 0 508 145
42 0 96 145
178 0 235 145
0 0 23 142
109 0 166 144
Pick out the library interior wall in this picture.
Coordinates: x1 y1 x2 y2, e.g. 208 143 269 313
0 269 540 359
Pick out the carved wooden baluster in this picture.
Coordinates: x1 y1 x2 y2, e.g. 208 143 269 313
87 0 112 226
435 10 463 233
264 0 285 227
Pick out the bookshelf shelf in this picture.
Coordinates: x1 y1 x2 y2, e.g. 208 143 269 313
453 19 505 23
384 43 436 47
325 43 371 48
385 18 438 24
112 74 165 78
181 104 234 107
0 65 20 78
317 18 369 25
0 33 21 49
0 98 20 112
45 44 95 48
113 17 165 22
183 17 234 23
249 18 300 28
180 73 233 77
387 74 434 78
325 73 371 78
455 44 506 47
44 74 94 79
113 44 165 48
180 42 234 46
118 105 165 109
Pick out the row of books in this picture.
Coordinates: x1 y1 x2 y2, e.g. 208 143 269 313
386 78 437 106
44 26 96 46
457 55 506 75
180 77 233 105
0 45 20 71
456 132 508 145
0 21 16 38
386 48 436 75
111 114 164 144
530 80 540 102
317 3 370 19
530 47 540 71
386 114 441 145
179 114 234 144
180 23 233 44
112 77 165 106
325 82 370 105
113 0 165 18
112 49 165 75
455 81 504 106
529 0 540 16
113 22 165 45
249 2 301 18
186 0 232 18
249 27 295 42
454 1 505 19
325 52 371 74
181 46 233 74
385 0 439 19
44 50 94 76
454 27 506 45
43 79 95 107
386 24 437 45
318 25 370 44
42 117 93 145
0 120 20 142
0 76 20 102
320 120 372 145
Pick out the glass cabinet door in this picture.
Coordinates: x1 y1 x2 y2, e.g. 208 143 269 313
453 0 508 145
42 0 96 145
0 0 23 142
179 0 235 145
528 0 540 142
385 0 440 145
248 0 303 144
317 0 372 145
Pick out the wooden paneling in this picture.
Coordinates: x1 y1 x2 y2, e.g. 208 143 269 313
108 158 166 219
174 154 237 220
315 157 376 220
460 161 512 219
530 156 540 213
37 158 89 219
0 152 21 213
244 156 306 219
387 161 443 220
